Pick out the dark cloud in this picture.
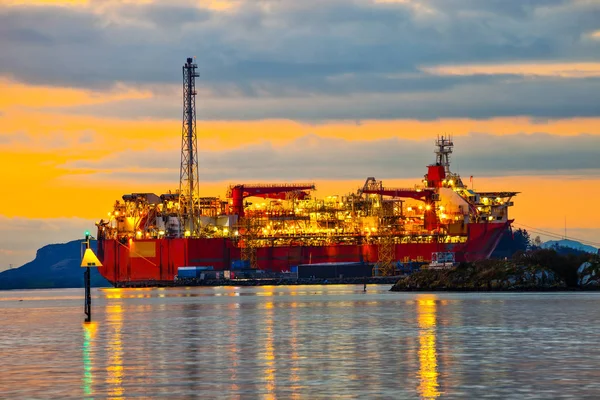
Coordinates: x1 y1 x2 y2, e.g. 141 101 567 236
129 3 211 28
62 132 600 183
46 76 600 121
424 0 570 19
1 0 599 119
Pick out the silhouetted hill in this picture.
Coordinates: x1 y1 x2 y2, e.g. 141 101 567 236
542 239 598 255
0 240 110 290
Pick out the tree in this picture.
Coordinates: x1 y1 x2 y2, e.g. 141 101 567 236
491 228 531 259
513 229 531 252
515 248 589 287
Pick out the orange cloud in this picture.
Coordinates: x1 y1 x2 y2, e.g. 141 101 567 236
588 30 600 40
421 62 600 78
0 79 151 109
0 0 239 11
2 80 600 154
0 0 88 5
3 111 600 154
1 81 598 241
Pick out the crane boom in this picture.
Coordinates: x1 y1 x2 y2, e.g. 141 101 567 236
227 183 316 217
362 187 436 202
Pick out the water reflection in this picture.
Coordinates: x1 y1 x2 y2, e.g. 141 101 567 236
226 299 240 394
106 301 124 399
289 300 300 400
417 295 440 399
263 300 276 399
7 288 600 399
82 322 97 397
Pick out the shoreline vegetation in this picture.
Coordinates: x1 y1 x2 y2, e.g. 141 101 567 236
391 249 600 292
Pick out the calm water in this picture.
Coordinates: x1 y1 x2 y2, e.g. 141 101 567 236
1 286 599 399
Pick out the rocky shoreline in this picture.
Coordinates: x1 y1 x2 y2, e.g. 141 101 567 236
391 255 600 292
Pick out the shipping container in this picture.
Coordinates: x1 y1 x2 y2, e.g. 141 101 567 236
177 266 214 279
231 259 250 270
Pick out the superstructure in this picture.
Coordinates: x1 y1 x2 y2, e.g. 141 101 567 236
95 58 517 286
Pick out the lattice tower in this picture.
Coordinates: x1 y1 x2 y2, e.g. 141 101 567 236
435 135 454 176
376 202 395 276
238 217 260 269
179 57 200 236
376 234 395 276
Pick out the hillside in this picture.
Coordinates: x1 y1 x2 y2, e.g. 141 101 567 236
0 240 110 290
542 239 598 254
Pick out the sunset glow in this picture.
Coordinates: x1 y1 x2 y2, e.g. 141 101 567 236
1 0 599 269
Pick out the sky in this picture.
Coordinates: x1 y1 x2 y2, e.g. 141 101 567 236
1 0 600 270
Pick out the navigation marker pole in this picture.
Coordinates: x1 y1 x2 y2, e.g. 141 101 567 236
84 266 91 322
81 231 102 322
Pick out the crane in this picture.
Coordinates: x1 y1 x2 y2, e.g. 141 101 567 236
361 178 439 231
227 183 316 217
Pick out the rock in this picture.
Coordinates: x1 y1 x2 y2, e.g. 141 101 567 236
578 262 591 275
577 260 600 287
391 258 568 291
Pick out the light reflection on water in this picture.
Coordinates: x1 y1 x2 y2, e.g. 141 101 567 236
263 300 276 399
417 295 440 399
82 322 96 396
106 302 124 399
1 287 600 398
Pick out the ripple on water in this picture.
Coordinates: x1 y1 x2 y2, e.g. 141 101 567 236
1 287 600 399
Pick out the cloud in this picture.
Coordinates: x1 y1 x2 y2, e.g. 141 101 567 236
42 75 600 121
125 3 212 28
0 132 28 144
59 132 600 183
419 0 570 19
0 0 599 122
0 130 98 150
0 216 94 271
421 62 600 78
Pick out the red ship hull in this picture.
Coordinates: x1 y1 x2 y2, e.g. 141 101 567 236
97 221 509 286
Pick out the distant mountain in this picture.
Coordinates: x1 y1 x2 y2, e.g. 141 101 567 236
541 239 598 255
0 240 110 290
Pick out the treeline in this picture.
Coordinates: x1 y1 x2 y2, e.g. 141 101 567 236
512 249 593 287
492 227 598 287
492 228 592 259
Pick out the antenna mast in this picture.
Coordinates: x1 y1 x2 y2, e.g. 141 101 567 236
179 57 200 237
435 135 454 175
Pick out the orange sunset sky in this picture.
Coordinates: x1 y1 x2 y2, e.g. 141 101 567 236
1 0 599 269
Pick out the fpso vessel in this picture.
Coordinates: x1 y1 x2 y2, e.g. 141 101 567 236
95 58 517 287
